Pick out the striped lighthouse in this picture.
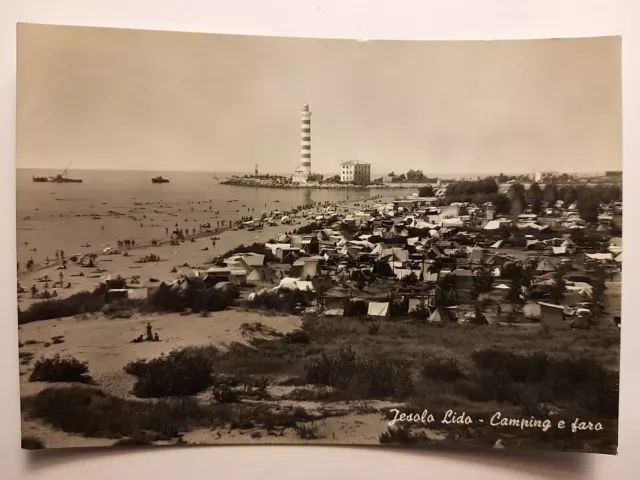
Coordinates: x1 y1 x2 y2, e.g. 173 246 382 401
299 102 312 176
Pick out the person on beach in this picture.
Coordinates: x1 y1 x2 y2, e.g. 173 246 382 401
45 256 50 266
146 322 153 341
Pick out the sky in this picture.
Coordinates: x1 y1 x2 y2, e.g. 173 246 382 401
16 24 622 175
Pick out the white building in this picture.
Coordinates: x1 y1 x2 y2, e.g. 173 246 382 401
340 161 371 184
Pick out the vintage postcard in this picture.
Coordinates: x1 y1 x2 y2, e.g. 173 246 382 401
16 24 621 453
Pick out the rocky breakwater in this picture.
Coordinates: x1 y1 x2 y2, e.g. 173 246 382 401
221 176 424 190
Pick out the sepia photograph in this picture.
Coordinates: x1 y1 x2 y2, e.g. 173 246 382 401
16 24 621 454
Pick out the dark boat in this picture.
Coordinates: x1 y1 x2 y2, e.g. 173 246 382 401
50 174 83 183
47 162 83 183
152 176 170 184
32 176 49 183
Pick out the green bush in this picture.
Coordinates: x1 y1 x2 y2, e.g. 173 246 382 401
124 346 219 397
23 385 210 440
283 329 310 344
18 291 106 324
379 426 428 444
147 283 238 313
29 355 92 383
421 356 466 382
212 385 241 403
304 346 414 400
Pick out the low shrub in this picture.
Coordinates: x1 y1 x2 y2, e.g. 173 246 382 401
467 349 619 418
367 322 381 335
421 356 466 382
29 355 92 383
295 422 319 440
471 349 550 383
245 289 310 314
23 385 211 440
283 329 310 344
124 346 219 397
18 291 106 324
212 385 241 403
146 283 238 313
304 346 414 400
379 426 428 445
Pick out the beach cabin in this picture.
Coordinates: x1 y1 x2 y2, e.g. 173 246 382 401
204 267 248 285
275 246 300 264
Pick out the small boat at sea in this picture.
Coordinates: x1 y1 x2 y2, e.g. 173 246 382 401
152 176 170 184
35 162 83 183
50 173 82 183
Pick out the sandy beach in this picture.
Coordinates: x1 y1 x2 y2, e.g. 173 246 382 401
17 190 406 447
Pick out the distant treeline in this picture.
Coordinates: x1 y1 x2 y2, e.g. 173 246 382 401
418 178 622 221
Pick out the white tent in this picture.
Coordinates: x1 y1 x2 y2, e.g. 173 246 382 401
428 308 455 324
552 246 567 255
367 302 390 317
586 253 613 261
536 258 556 273
483 220 502 230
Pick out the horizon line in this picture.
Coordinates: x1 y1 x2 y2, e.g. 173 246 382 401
16 167 616 176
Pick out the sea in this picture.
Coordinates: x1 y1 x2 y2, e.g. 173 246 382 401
16 169 408 267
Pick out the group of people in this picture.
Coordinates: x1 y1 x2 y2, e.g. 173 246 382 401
131 322 160 343
29 271 72 299
116 239 136 250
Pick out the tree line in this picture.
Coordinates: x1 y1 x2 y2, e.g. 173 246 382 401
418 178 621 221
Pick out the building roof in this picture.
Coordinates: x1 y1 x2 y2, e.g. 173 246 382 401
341 161 370 166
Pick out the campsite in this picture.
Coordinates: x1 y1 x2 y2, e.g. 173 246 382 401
17 178 621 453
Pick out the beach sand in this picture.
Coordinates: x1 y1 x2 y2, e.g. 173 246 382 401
17 192 401 447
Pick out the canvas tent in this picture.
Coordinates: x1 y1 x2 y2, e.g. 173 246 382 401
483 220 502 230
586 253 613 262
428 308 456 324
536 258 556 273
367 301 390 317
247 266 278 283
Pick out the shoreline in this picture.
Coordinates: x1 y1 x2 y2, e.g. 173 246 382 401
17 194 396 304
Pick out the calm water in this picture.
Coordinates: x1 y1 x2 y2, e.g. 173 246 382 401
16 169 406 267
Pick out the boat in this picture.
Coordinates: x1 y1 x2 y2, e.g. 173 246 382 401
32 176 48 183
152 176 170 184
50 174 83 183
48 162 83 183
